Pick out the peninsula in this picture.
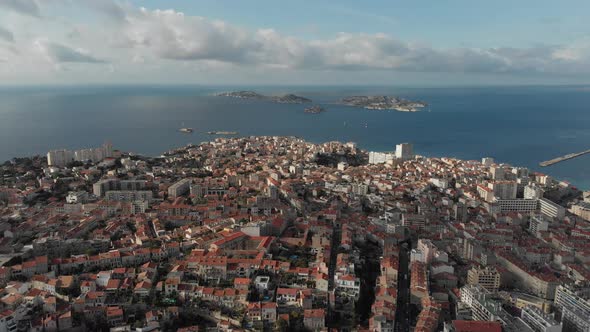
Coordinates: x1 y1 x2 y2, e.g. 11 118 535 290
216 91 312 104
341 95 427 112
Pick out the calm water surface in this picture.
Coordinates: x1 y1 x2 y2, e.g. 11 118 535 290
0 85 589 188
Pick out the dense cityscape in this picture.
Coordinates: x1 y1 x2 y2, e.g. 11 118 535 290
2 0 590 331
0 136 588 331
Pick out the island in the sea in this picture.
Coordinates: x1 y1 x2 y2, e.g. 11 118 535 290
304 105 326 114
340 95 427 112
216 91 312 104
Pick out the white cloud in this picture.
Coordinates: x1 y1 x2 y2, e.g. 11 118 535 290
83 0 127 21
110 6 590 76
131 54 145 63
0 0 40 17
551 39 590 63
34 39 106 64
0 26 14 42
1 1 590 83
120 8 259 63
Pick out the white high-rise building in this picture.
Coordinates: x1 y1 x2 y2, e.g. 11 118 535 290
93 179 147 197
482 157 494 166
520 305 562 332
74 143 113 163
529 215 549 235
492 199 538 213
513 167 530 178
395 143 413 160
490 166 505 180
47 149 74 167
524 184 544 200
460 285 497 321
571 202 590 221
168 179 192 198
489 181 517 200
539 198 565 220
554 285 590 332
47 142 113 167
368 151 395 164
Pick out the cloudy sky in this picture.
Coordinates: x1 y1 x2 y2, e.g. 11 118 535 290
1 0 589 85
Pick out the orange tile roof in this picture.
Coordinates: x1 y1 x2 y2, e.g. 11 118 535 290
451 320 502 332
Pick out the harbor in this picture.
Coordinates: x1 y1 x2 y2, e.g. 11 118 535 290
539 149 590 167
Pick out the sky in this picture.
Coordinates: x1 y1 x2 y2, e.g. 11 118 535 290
0 0 589 86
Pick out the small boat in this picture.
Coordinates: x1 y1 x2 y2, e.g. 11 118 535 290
179 122 193 133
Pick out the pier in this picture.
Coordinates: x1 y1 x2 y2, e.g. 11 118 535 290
539 149 590 167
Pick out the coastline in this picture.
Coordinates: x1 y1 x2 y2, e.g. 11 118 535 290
7 135 588 190
1 85 589 189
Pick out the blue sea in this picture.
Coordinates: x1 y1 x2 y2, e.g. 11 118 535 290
1 85 589 189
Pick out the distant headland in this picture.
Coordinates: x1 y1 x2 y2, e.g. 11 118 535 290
216 91 312 104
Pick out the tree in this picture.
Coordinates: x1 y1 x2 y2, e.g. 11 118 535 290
66 160 84 168
164 221 176 231
84 248 98 256
126 221 137 233
290 310 300 319
275 317 288 332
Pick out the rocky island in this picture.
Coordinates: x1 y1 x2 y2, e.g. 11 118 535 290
217 91 312 104
304 105 326 114
275 93 312 104
341 95 427 112
217 91 266 100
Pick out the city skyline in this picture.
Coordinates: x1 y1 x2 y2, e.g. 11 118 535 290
1 0 590 85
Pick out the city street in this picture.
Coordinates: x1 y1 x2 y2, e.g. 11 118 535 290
395 242 411 332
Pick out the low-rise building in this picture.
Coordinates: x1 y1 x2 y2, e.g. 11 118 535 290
303 309 325 331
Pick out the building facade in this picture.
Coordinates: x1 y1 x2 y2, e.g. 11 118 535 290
520 305 562 332
467 266 501 293
395 143 414 160
539 198 565 220
554 285 590 332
